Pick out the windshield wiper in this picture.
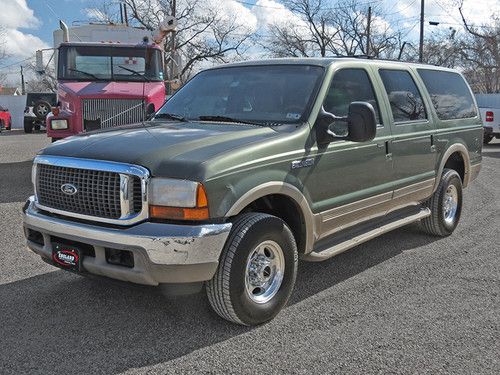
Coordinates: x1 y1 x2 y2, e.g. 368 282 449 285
197 115 265 126
117 65 151 82
68 68 101 80
153 113 187 122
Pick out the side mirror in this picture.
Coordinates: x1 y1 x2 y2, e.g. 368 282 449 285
315 102 377 144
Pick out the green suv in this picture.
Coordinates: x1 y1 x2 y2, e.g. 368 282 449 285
23 58 482 325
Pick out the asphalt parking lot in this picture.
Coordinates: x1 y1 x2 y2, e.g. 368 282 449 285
0 129 499 374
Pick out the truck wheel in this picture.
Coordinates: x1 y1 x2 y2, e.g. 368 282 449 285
6 120 11 130
24 119 33 133
421 168 463 237
33 100 51 120
483 134 493 145
206 213 298 326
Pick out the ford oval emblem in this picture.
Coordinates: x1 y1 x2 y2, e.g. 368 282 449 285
61 183 78 195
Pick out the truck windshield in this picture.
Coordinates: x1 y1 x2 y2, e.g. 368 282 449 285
158 65 324 124
58 45 163 82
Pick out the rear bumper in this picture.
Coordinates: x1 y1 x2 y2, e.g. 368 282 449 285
23 197 231 286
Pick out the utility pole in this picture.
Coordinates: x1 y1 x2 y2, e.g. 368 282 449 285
20 66 26 95
419 0 424 62
169 0 177 94
366 6 372 56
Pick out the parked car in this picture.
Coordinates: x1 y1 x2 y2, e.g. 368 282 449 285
24 92 57 133
479 107 500 144
0 104 12 131
23 58 482 325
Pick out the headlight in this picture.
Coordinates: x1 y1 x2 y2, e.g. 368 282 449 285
50 119 68 130
148 178 209 220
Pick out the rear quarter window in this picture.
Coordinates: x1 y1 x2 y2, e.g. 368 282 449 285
417 69 477 120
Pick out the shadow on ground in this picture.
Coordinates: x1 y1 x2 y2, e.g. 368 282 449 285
0 160 33 203
0 223 441 374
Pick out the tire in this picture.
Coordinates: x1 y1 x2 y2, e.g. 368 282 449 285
421 168 463 237
24 118 33 133
33 100 51 120
6 120 11 130
483 134 493 145
206 213 298 326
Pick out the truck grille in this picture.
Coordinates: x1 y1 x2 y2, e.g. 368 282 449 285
36 164 142 220
82 98 144 130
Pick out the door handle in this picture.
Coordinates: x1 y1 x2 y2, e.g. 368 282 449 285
430 145 437 152
386 153 393 161
377 143 385 148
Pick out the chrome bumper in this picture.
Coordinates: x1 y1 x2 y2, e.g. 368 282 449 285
23 197 231 286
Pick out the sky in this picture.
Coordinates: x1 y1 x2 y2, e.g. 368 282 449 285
0 0 499 86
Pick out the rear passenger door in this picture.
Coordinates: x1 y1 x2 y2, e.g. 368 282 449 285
378 69 437 202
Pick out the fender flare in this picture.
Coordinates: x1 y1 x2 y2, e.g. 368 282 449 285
434 143 471 191
226 181 317 253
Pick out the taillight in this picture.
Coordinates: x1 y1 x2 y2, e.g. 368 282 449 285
485 111 494 122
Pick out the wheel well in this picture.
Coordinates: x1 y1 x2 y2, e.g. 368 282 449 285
240 194 306 254
443 152 465 182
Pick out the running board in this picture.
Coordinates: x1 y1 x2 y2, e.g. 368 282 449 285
303 207 431 262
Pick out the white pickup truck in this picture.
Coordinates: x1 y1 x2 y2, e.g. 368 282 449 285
476 95 500 144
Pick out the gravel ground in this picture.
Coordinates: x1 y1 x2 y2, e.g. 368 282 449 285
0 130 499 374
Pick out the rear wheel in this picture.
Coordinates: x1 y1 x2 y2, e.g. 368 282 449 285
24 118 33 133
6 120 11 130
206 213 298 325
483 134 493 145
421 168 463 236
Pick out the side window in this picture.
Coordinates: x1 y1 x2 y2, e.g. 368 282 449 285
417 69 477 120
324 69 382 125
379 69 427 122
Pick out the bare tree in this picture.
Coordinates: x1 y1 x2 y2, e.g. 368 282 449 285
458 2 500 93
420 28 461 68
262 0 339 57
120 0 252 81
262 0 403 59
0 26 8 85
24 60 57 93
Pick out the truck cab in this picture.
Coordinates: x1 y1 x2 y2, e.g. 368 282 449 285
47 42 165 141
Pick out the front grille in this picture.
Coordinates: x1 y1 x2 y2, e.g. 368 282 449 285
36 164 142 219
82 98 144 130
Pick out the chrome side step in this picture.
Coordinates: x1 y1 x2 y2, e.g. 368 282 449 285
303 207 431 262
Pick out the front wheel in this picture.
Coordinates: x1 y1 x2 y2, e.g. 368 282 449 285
206 213 298 325
421 168 463 236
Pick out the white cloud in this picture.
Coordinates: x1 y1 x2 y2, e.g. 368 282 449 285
84 8 109 22
0 0 49 60
0 0 41 29
4 28 49 58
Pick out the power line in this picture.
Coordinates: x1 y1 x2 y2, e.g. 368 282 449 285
234 0 384 11
0 57 33 71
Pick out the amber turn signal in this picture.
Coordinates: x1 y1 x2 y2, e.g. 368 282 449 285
149 183 209 221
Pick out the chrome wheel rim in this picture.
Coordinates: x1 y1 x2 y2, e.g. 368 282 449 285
245 240 285 304
443 184 459 225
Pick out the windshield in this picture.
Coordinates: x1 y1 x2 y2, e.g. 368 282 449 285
58 45 163 82
158 65 324 124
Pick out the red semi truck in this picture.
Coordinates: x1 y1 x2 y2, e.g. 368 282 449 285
40 21 176 142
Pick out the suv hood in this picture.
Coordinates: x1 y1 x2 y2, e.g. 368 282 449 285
39 121 282 179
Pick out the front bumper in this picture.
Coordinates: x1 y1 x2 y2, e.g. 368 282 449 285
23 197 231 286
